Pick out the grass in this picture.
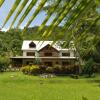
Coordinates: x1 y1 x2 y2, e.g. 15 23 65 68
0 72 100 100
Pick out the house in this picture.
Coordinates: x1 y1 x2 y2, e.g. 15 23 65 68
11 40 78 67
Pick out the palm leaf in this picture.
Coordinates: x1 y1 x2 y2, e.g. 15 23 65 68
62 0 93 32
2 0 21 28
96 0 100 4
9 0 29 29
26 0 47 27
37 0 62 34
75 16 100 46
17 0 37 28
0 0 5 7
58 0 95 47
42 0 77 37
47 0 88 37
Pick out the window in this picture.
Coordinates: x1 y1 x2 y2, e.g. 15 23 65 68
29 42 36 48
62 52 70 56
44 53 52 56
27 52 35 56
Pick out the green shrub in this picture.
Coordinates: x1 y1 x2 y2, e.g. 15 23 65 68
21 66 30 74
21 65 40 75
39 65 47 73
0 56 10 72
21 64 80 75
29 65 40 75
46 67 54 73
53 64 62 74
83 58 94 77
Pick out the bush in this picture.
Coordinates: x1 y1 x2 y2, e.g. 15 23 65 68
29 65 40 75
39 65 47 73
53 64 62 74
0 57 10 72
21 65 40 75
46 67 54 73
21 64 80 75
21 66 30 74
83 58 94 77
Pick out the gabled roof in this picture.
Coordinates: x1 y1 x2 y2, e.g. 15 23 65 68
38 44 59 52
22 40 60 51
22 40 72 51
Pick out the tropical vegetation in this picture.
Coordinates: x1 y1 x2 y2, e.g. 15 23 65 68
0 0 100 74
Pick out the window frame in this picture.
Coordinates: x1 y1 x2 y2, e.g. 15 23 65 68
62 52 70 56
27 52 35 56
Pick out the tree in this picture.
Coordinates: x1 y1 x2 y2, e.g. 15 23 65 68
83 58 94 77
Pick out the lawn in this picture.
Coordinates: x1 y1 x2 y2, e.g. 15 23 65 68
0 72 100 100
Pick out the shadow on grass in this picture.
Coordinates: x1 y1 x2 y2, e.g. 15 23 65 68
87 79 100 87
82 96 88 100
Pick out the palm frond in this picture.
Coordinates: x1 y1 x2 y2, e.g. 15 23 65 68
42 0 77 37
0 0 5 7
9 0 29 29
96 0 100 4
37 0 62 34
75 16 100 46
61 0 95 47
17 0 37 28
2 0 21 28
26 0 47 27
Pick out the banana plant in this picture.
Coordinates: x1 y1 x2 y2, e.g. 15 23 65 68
9 0 29 29
26 0 47 28
0 0 5 7
42 0 77 37
2 0 21 28
17 0 37 28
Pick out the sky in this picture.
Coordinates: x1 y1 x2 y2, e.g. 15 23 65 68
0 0 54 31
1 0 99 32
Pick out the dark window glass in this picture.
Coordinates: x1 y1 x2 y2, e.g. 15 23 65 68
27 52 35 56
62 53 70 56
44 53 52 56
29 42 36 48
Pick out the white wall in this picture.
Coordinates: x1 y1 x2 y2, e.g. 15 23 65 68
70 50 75 57
60 49 75 57
22 49 75 57
23 50 39 57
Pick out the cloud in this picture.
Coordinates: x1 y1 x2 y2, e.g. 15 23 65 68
1 28 8 32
